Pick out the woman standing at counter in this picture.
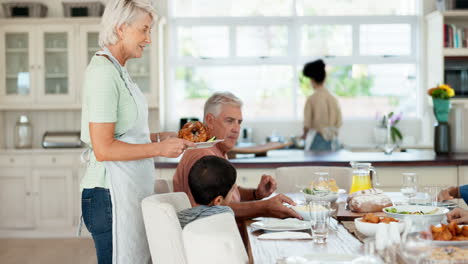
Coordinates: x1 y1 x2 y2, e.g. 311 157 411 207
302 59 343 151
80 1 194 263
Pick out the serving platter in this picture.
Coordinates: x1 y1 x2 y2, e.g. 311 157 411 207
187 139 224 149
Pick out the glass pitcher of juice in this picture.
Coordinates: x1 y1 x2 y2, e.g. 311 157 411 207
349 162 379 194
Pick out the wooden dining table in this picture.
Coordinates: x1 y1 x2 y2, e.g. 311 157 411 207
243 217 363 264
242 192 437 263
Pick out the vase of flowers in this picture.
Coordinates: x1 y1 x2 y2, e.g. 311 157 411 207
374 112 403 154
427 84 455 155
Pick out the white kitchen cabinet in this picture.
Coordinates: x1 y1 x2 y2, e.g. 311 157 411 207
0 24 77 107
0 168 34 229
32 169 74 228
0 26 35 105
0 152 81 236
0 18 160 110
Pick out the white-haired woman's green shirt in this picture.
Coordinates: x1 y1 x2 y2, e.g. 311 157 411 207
80 55 137 190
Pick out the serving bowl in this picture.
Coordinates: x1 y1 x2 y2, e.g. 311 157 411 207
383 205 449 224
300 189 344 203
354 217 405 237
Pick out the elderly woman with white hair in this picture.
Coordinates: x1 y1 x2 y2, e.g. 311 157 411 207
79 0 194 263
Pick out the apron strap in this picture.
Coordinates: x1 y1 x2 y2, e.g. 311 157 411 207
76 215 84 237
304 129 317 151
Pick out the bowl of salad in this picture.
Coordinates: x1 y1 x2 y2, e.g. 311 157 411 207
383 205 449 224
301 178 341 202
301 188 340 203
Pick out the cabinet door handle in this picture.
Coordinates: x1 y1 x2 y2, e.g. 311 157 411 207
26 192 31 196
52 157 56 163
9 158 15 163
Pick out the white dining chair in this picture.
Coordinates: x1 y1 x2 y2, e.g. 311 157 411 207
154 178 173 194
183 213 248 264
142 192 248 264
274 166 353 193
142 192 191 264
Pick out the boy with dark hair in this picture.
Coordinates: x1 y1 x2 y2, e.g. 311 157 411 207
177 155 237 228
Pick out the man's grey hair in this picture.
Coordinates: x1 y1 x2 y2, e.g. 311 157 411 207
204 92 243 119
99 0 157 48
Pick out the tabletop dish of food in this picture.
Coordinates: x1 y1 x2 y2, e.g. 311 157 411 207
354 213 405 237
383 205 449 223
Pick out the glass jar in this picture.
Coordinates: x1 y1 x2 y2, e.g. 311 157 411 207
15 115 33 149
349 162 379 194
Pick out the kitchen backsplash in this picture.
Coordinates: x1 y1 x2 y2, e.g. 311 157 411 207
0 109 159 149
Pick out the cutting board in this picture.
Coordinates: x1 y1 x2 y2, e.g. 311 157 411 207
336 202 386 222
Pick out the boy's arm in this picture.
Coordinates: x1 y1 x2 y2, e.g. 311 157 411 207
228 194 302 220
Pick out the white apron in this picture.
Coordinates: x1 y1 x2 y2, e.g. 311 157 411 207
96 48 154 264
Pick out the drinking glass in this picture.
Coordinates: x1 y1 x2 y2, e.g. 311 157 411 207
400 173 417 204
422 185 446 206
309 200 330 244
399 217 433 264
312 172 330 197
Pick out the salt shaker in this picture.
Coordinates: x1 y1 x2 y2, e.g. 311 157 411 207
14 115 33 149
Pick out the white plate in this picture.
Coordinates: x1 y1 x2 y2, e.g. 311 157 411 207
383 205 449 224
187 139 224 149
409 200 458 209
251 218 311 232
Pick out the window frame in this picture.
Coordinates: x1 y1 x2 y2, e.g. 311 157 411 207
167 2 422 122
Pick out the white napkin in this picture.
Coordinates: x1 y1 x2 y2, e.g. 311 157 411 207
258 231 312 240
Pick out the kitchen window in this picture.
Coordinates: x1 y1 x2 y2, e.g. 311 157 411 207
167 0 420 122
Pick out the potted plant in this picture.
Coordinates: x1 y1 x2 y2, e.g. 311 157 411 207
427 84 455 154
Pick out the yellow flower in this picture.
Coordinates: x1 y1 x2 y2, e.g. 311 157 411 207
447 88 455 97
428 84 455 99
439 84 451 91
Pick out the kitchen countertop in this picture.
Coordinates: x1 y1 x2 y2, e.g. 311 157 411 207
154 149 468 168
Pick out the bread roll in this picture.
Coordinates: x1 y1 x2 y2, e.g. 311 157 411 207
347 188 392 213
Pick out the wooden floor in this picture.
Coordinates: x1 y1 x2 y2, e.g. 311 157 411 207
0 238 97 264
